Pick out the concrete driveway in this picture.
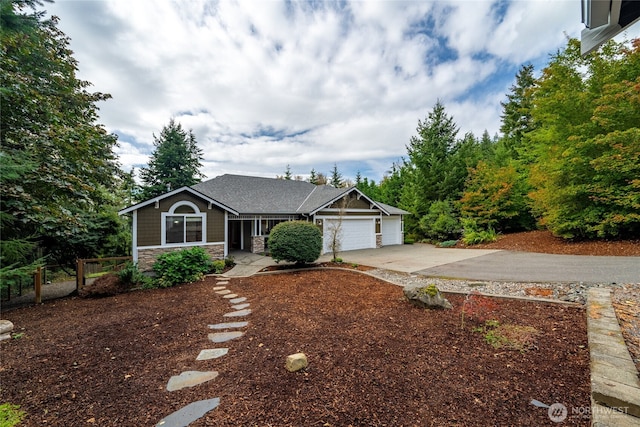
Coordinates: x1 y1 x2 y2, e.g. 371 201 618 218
320 244 640 284
319 244 498 273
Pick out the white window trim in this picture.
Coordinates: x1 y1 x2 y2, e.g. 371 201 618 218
161 201 207 246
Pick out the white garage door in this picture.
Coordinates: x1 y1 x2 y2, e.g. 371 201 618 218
323 218 375 253
381 216 402 246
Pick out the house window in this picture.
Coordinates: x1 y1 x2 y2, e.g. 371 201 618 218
165 216 202 243
162 201 206 245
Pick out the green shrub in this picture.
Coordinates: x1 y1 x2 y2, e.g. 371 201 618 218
224 256 235 268
404 238 415 244
419 201 461 241
462 219 498 245
118 262 151 288
437 240 458 248
211 260 225 274
268 221 322 264
153 246 212 287
0 403 26 427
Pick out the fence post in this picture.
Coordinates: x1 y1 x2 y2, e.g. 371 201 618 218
76 259 83 292
34 267 42 304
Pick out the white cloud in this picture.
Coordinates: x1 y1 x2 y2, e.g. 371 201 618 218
43 0 624 182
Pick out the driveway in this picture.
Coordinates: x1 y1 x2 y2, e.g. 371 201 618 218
321 244 640 284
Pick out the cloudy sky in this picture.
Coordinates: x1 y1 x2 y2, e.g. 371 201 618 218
44 0 639 183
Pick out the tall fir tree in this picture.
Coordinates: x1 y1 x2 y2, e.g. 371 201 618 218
500 64 536 159
329 163 343 188
140 119 204 199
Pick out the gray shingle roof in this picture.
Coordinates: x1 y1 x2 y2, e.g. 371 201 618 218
191 174 410 215
191 174 328 214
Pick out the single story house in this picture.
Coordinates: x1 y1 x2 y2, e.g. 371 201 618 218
119 174 409 269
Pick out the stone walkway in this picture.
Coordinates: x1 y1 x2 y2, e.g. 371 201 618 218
155 277 251 427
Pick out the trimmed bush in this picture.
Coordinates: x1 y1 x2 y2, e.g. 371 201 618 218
212 259 225 274
268 221 322 264
153 246 213 287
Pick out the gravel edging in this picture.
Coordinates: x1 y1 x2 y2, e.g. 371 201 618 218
366 268 640 306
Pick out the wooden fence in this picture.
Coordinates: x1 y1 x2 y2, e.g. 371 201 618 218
1 257 132 304
76 256 132 292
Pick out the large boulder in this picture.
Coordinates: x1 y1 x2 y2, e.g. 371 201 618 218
404 284 452 310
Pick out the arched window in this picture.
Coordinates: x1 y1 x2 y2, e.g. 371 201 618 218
162 201 206 245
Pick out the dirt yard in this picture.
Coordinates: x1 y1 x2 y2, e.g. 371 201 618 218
1 270 590 426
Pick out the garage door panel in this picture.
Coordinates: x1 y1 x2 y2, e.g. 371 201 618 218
323 218 375 253
382 216 402 246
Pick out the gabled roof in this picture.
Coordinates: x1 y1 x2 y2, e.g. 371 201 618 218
117 186 239 216
119 174 409 216
192 174 319 214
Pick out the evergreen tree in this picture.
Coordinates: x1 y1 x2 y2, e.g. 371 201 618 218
284 164 292 180
329 163 343 188
500 64 536 159
140 119 204 199
309 168 318 184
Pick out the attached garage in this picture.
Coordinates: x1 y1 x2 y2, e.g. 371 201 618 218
381 216 403 246
322 218 376 253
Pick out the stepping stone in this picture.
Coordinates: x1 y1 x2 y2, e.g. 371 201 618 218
166 371 218 392
229 297 247 304
223 309 251 318
215 290 231 295
212 286 226 291
208 321 249 329
222 294 238 299
216 280 229 285
196 348 229 360
232 303 250 310
208 331 244 343
156 397 220 427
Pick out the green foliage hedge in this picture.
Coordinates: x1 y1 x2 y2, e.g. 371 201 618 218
268 221 322 264
153 246 212 287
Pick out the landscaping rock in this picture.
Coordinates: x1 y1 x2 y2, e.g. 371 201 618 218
156 397 220 427
231 303 250 310
208 331 244 343
166 371 218 392
0 320 14 341
222 294 238 299
223 309 251 317
229 297 247 304
403 285 452 310
215 290 231 295
208 322 248 329
196 348 228 360
285 353 308 372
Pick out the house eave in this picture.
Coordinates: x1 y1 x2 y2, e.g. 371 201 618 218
118 186 240 216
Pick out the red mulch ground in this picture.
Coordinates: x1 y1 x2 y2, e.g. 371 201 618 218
462 230 640 256
1 270 590 426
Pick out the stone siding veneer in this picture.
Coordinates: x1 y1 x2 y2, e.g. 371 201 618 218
137 244 225 271
251 236 265 254
376 234 382 249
